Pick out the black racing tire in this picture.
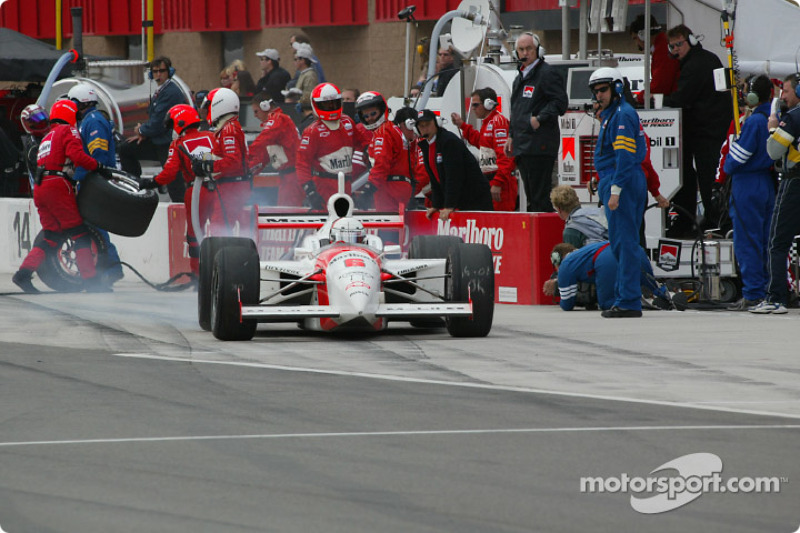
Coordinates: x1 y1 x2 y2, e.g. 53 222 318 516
35 226 108 292
445 242 494 338
407 235 464 328
198 237 257 331
77 170 159 237
210 245 260 341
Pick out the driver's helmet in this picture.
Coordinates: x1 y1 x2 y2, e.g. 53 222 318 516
21 104 49 136
330 217 366 244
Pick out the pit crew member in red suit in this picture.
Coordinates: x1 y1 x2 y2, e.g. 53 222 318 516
354 91 415 211
451 87 519 211
296 83 372 210
247 91 302 207
139 104 217 276
629 15 680 104
12 99 114 293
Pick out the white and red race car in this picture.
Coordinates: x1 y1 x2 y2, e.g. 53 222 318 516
197 178 494 341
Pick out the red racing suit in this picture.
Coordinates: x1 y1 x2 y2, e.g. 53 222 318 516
20 124 101 279
366 121 416 211
211 117 253 236
297 115 371 203
247 108 302 207
154 127 217 275
459 109 518 211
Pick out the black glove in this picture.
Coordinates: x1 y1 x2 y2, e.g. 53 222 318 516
191 158 214 178
303 182 325 211
355 182 376 210
95 163 114 179
138 178 159 190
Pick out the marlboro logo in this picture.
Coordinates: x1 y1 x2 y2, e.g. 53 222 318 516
657 240 681 272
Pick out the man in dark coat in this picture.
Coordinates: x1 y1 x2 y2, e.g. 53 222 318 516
504 32 568 213
255 48 291 103
415 110 493 220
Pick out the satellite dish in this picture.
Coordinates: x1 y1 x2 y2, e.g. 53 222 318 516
451 0 490 57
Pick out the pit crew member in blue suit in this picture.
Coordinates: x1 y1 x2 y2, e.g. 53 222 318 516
589 67 648 318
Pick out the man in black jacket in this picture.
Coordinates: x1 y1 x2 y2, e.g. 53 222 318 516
504 32 568 213
664 25 732 236
415 110 493 220
255 48 291 102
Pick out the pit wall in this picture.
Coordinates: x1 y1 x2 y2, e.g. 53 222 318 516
0 199 563 304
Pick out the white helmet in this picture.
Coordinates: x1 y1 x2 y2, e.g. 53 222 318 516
67 83 99 104
330 217 366 244
209 87 240 126
588 67 624 95
355 91 388 131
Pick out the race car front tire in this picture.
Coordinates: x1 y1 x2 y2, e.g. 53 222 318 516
407 235 464 327
445 242 494 338
198 237 257 331
210 245 260 341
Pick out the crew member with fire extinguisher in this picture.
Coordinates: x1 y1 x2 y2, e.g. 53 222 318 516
296 82 372 210
194 87 254 236
354 91 416 211
12 99 115 293
451 87 518 212
138 104 217 277
247 91 302 207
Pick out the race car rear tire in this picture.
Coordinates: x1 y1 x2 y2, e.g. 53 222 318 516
210 245 260 341
77 171 159 237
36 226 108 292
407 235 464 327
445 242 494 338
198 237 257 331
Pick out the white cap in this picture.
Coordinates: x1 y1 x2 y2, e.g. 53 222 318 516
256 48 279 61
280 87 303 98
293 42 317 63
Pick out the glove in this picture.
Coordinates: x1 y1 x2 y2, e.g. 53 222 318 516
355 182 376 210
303 182 325 211
138 178 159 190
95 163 114 179
191 158 215 178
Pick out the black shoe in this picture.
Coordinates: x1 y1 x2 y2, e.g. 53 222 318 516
670 292 689 311
601 306 642 318
12 270 40 294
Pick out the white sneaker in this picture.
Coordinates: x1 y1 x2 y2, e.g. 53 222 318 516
749 301 788 314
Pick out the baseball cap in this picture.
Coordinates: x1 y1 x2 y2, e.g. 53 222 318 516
256 48 279 61
293 42 318 63
415 109 439 124
281 87 304 98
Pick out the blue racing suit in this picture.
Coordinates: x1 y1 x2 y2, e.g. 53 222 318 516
557 241 666 311
594 96 647 310
723 102 775 301
74 106 123 280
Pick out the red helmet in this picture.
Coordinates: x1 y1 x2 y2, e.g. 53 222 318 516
21 103 49 136
49 99 78 127
201 88 221 124
355 91 388 131
311 83 342 122
165 104 202 135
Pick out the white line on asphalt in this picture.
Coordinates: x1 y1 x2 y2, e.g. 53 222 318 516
2 424 800 448
112 353 800 420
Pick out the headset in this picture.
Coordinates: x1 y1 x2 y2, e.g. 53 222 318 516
745 77 760 107
148 57 175 80
404 118 416 130
550 250 563 268
484 98 497 111
793 73 800 99
524 31 544 59
636 25 662 42
259 98 275 112
687 33 699 46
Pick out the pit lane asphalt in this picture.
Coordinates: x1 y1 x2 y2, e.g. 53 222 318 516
1 280 799 533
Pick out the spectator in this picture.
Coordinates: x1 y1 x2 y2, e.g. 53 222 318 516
749 74 800 314
415 109 493 220
291 44 319 100
342 89 359 103
255 48 291 102
504 32 568 212
137 105 217 277
232 70 257 99
297 93 315 133
290 34 326 83
629 14 680 103
67 83 124 287
588 68 648 318
550 185 608 248
432 47 460 97
451 87 518 212
663 25 732 236
12 100 114 293
119 56 187 202
247 92 302 207
219 67 233 89
717 75 776 311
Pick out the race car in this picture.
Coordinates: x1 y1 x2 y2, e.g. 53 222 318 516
197 175 494 341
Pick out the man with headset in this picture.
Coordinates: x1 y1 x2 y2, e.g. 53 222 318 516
120 56 187 202
504 32 567 213
451 87 518 212
589 67 648 318
664 25 732 237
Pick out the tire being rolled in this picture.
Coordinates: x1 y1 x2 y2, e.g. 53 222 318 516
77 171 158 237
